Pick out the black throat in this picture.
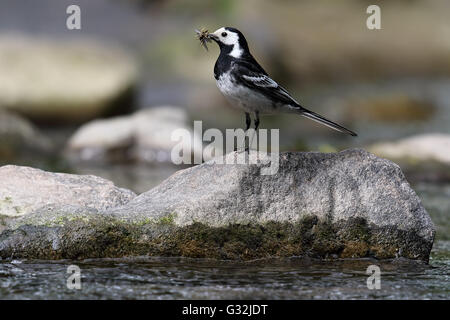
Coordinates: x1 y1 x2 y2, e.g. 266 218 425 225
213 43 253 80
213 46 235 80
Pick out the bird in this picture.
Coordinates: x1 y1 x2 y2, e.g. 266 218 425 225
204 27 357 138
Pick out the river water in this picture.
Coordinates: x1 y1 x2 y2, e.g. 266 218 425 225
0 242 448 300
1 179 448 300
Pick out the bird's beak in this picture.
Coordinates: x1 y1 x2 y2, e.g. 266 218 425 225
208 32 219 42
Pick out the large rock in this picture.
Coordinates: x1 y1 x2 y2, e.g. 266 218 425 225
0 150 435 262
66 106 203 163
0 33 137 123
0 165 136 217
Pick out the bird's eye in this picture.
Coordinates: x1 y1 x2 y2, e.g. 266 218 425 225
221 32 227 37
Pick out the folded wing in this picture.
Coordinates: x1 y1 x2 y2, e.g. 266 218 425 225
232 60 357 136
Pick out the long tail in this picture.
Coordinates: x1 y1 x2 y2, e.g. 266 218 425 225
293 104 357 137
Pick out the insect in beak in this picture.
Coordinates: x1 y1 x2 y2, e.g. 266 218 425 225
195 28 212 51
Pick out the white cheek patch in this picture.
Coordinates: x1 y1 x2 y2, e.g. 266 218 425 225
221 31 239 46
213 28 243 58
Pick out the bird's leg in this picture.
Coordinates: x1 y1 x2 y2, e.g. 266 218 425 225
248 111 259 151
245 112 251 131
237 113 251 152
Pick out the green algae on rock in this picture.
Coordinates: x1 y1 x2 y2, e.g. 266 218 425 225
0 213 432 261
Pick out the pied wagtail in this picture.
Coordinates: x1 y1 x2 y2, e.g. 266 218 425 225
200 27 357 137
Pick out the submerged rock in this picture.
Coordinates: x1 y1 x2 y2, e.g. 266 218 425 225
0 150 435 262
66 106 203 164
0 33 137 123
0 165 136 217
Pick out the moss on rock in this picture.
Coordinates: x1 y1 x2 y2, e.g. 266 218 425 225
0 214 433 262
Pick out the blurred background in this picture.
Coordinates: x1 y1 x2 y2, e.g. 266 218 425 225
0 0 449 241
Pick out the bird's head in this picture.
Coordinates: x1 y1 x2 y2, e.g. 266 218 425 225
208 27 250 58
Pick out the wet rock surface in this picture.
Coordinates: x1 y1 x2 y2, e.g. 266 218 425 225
0 150 435 262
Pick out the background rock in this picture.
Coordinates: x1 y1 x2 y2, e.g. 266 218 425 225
66 106 203 163
0 33 137 123
0 111 53 161
343 94 435 123
0 150 435 262
370 134 450 166
0 165 136 217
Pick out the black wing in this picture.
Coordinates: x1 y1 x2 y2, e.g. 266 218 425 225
231 59 299 106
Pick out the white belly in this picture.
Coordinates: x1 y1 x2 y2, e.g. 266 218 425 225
216 72 278 114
